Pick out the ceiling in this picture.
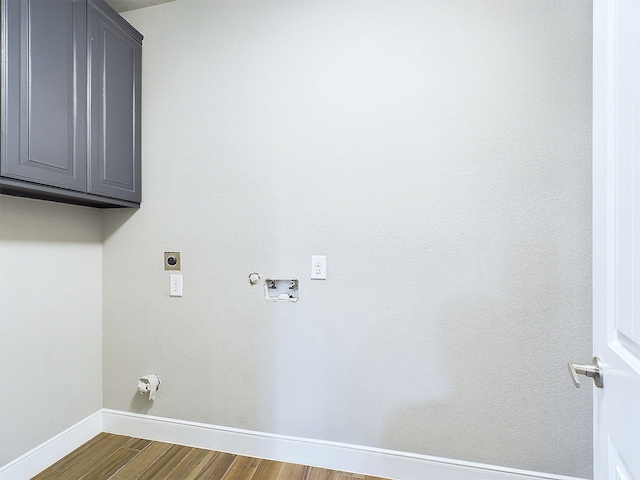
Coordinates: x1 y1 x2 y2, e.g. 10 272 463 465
105 0 175 13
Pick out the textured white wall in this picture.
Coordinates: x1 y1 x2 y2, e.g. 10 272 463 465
106 1 593 477
0 196 103 466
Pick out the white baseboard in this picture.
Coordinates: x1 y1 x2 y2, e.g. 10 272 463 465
101 409 587 480
0 409 588 480
0 411 102 480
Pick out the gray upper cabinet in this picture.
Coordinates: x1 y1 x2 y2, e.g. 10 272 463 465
0 0 143 208
87 0 142 203
1 0 87 193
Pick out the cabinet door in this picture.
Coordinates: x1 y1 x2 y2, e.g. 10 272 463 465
1 0 87 192
87 0 141 203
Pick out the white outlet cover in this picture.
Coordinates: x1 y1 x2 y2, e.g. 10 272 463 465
311 255 326 280
170 274 183 297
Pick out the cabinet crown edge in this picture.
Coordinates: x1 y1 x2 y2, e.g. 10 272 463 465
89 0 144 44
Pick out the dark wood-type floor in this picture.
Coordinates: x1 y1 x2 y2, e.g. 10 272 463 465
32 433 390 480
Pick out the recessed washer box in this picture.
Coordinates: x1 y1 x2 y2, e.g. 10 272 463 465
264 279 299 302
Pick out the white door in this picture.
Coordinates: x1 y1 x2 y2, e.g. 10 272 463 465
592 1 640 479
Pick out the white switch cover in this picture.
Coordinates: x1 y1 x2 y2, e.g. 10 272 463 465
170 274 183 297
311 255 326 280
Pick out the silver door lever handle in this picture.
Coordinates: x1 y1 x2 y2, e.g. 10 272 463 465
567 357 604 388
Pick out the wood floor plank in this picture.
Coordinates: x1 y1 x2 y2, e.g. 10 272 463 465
194 451 236 479
278 463 309 480
326 471 366 480
81 446 140 480
136 444 193 480
126 437 152 451
31 434 393 480
163 448 217 480
306 467 331 480
32 434 132 480
31 433 113 479
223 455 261 480
251 459 286 480
108 440 173 479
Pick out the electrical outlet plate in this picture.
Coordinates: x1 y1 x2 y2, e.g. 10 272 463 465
311 255 326 280
170 274 183 297
164 252 181 270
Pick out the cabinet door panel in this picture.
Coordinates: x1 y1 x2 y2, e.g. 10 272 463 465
1 0 86 191
87 0 141 203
